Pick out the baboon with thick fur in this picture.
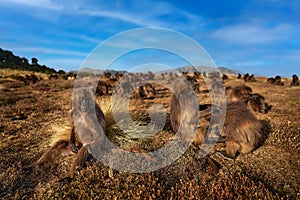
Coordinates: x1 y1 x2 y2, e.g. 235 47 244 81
132 83 156 99
96 80 109 96
291 74 299 86
199 102 264 157
225 84 252 102
248 93 271 114
170 79 199 142
268 76 284 86
35 89 106 176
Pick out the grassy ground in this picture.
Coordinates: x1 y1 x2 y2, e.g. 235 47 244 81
0 69 299 199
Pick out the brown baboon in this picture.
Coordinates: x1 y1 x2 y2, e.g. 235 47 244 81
96 80 109 96
222 102 263 157
17 74 40 85
268 76 284 86
170 79 198 142
186 76 200 93
199 102 264 157
132 83 156 99
194 71 201 79
35 89 106 176
243 73 249 82
104 71 111 79
237 73 242 79
274 76 284 86
267 77 275 84
63 72 77 80
244 73 255 82
291 74 299 86
48 74 59 80
225 84 252 102
182 71 188 78
248 93 271 114
222 74 229 81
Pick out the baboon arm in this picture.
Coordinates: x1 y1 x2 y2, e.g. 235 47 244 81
69 128 79 153
199 109 212 119
69 146 89 176
35 140 70 167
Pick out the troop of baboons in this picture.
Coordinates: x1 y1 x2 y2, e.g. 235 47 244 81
35 70 298 176
243 73 256 82
267 75 284 86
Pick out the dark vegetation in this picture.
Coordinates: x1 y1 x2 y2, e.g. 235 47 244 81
0 48 57 74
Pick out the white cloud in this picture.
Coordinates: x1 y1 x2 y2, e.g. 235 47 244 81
212 23 294 45
4 0 63 10
13 47 87 57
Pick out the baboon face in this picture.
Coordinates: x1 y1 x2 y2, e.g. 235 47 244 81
249 94 268 113
96 81 108 96
226 84 252 101
222 74 229 81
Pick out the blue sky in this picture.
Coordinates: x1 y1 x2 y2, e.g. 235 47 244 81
1 0 299 77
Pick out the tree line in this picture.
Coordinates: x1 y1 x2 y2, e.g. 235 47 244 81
0 48 58 74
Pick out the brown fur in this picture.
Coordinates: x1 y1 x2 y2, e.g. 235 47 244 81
225 84 252 102
170 79 199 142
268 76 284 86
35 89 106 176
291 74 299 86
197 102 264 157
186 76 200 93
96 80 109 96
248 93 271 114
222 102 263 157
132 83 156 99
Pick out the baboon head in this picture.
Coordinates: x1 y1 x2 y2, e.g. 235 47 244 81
96 81 109 96
248 93 271 114
225 84 252 102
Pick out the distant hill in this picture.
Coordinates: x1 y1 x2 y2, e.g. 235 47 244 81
0 48 57 74
158 66 241 75
77 67 127 76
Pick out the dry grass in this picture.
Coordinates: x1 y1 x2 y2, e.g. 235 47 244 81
0 69 299 199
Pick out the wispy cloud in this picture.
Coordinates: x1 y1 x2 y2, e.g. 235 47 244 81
12 47 87 57
212 23 294 45
4 0 63 10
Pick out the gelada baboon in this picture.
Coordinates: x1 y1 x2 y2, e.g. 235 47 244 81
268 76 284 86
291 74 299 86
186 76 200 93
96 80 109 96
248 93 271 114
132 83 156 99
225 84 252 102
274 75 284 86
222 74 229 81
199 102 264 158
170 79 199 142
35 89 106 176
